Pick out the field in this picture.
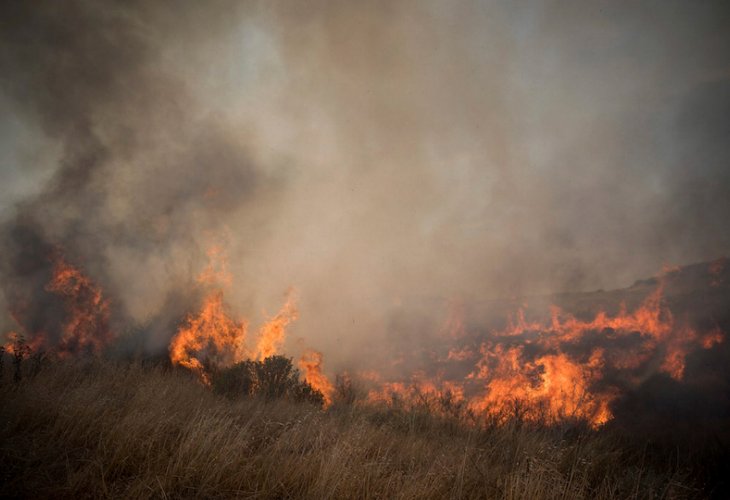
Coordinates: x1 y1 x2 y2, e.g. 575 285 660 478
1 357 724 499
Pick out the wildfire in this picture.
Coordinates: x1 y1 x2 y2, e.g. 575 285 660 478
3 242 724 428
364 279 723 428
3 253 112 357
45 254 113 356
169 290 248 384
255 289 298 361
168 246 302 385
468 346 613 426
299 349 334 405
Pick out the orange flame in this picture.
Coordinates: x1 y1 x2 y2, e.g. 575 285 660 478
363 281 723 428
3 253 113 357
44 254 113 356
469 347 613 426
254 289 298 361
168 245 299 384
299 349 334 405
3 331 46 357
169 290 248 385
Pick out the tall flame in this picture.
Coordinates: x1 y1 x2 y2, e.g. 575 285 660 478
299 349 334 405
168 245 300 384
255 289 298 361
168 290 248 384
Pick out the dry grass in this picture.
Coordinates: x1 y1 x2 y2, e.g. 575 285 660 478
0 360 704 499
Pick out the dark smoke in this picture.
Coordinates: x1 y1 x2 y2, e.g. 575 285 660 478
0 1 265 349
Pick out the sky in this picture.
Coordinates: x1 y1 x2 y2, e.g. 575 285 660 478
1 1 729 360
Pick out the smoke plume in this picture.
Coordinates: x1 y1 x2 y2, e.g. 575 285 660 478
1 0 730 376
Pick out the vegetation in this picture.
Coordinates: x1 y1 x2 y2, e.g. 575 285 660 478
211 355 325 406
0 350 717 499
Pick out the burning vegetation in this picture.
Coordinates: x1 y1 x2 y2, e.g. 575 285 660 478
2 259 729 498
2 245 727 434
167 246 305 390
361 277 722 428
3 2 730 497
3 252 113 358
1 228 728 499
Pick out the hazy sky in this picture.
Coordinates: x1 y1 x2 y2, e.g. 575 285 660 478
1 1 729 358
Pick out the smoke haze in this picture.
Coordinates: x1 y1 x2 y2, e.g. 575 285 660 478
1 1 730 366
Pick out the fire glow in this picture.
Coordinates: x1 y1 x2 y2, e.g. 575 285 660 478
168 246 300 385
364 277 723 427
2 249 725 427
4 252 112 358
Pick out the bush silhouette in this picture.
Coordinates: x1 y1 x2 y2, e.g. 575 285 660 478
212 355 324 407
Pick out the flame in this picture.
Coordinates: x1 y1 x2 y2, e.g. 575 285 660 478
169 290 248 385
497 305 543 337
254 289 298 361
299 349 334 405
469 347 613 425
494 283 684 377
3 253 113 357
3 331 45 357
44 254 113 356
362 281 723 428
168 246 299 384
4 240 723 426
169 288 300 384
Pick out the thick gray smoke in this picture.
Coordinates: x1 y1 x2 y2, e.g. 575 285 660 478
1 1 729 366
0 1 265 351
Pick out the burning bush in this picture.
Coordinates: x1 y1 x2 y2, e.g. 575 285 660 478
211 355 325 407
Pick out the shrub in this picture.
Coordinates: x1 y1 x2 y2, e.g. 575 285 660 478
212 355 325 407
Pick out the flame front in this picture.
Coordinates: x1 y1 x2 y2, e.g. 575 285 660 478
2 244 724 428
364 279 723 428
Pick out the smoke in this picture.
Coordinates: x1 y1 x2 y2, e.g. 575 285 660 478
0 1 266 349
1 1 730 368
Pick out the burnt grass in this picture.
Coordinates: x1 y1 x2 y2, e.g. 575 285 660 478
0 354 728 499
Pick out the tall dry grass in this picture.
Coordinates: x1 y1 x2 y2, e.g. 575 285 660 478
0 359 703 499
